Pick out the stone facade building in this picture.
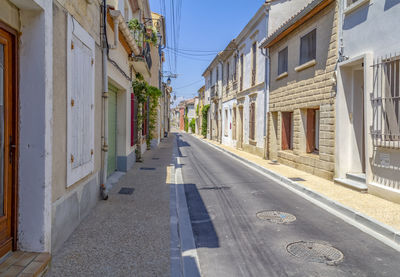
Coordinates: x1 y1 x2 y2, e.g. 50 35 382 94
262 0 338 180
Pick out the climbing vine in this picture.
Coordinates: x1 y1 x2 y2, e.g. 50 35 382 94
132 73 162 158
201 104 210 137
189 118 196 133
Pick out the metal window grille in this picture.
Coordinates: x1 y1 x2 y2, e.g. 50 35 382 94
372 53 400 148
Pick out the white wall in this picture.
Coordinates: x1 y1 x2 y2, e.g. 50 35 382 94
14 0 53 252
222 99 236 147
341 0 400 59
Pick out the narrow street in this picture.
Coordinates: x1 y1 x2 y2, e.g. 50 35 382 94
176 133 400 277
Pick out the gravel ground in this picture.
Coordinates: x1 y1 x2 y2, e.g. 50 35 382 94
46 135 173 277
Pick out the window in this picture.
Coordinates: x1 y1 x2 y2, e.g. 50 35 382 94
249 102 256 140
372 55 400 146
233 55 237 81
300 29 316 65
252 42 257 86
240 54 244 91
306 109 320 153
278 47 288 75
226 62 230 85
282 112 293 150
67 15 95 187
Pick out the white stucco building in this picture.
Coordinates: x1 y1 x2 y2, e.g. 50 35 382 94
335 0 400 203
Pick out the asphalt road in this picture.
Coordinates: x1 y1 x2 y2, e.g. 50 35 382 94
176 133 400 277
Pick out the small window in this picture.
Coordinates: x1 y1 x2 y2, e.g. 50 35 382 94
300 29 316 65
252 42 257 86
233 55 237 81
278 47 288 75
240 54 244 91
227 62 230 84
306 108 320 153
282 112 293 150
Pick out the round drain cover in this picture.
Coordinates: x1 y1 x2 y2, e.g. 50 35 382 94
287 241 344 265
256 210 296 224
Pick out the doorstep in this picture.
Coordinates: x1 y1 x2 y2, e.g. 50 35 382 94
0 251 51 277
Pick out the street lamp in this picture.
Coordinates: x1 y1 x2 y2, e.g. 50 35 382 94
167 77 171 85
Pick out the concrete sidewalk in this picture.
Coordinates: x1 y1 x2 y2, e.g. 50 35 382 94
192 134 400 245
46 136 174 277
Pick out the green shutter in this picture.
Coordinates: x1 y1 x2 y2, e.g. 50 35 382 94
107 84 118 176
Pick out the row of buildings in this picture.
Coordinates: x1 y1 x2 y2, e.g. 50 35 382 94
195 0 400 205
0 0 170 260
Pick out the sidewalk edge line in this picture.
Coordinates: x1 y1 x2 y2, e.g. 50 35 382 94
191 134 400 251
174 135 202 276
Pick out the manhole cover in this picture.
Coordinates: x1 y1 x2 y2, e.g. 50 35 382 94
256 211 296 224
152 158 160 160
286 241 344 265
140 167 156 170
118 187 134 195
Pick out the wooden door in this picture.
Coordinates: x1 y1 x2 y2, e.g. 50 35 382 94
0 27 17 258
107 85 117 176
238 107 243 149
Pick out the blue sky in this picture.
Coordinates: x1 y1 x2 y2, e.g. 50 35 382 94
149 0 265 105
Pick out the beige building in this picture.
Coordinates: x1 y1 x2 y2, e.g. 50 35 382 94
262 0 338 180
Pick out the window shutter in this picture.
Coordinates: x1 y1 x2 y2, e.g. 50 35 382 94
306 109 316 153
282 112 292 150
67 15 95 187
71 36 93 168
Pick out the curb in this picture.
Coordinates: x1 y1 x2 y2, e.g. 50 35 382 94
190 134 400 250
171 134 201 277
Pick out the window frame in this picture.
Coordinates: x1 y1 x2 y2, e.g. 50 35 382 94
278 46 288 76
66 14 95 187
299 29 316 66
252 42 257 86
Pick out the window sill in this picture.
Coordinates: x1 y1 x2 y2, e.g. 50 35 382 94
344 0 370 16
295 59 316 72
276 72 288 80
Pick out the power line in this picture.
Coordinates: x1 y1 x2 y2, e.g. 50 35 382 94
174 79 204 89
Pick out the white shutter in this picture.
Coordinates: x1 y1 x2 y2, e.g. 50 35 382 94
67 15 95 187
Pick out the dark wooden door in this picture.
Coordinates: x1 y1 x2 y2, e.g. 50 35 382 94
0 27 17 258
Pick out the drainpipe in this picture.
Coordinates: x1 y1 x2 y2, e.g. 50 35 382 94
101 1 109 200
260 9 270 159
